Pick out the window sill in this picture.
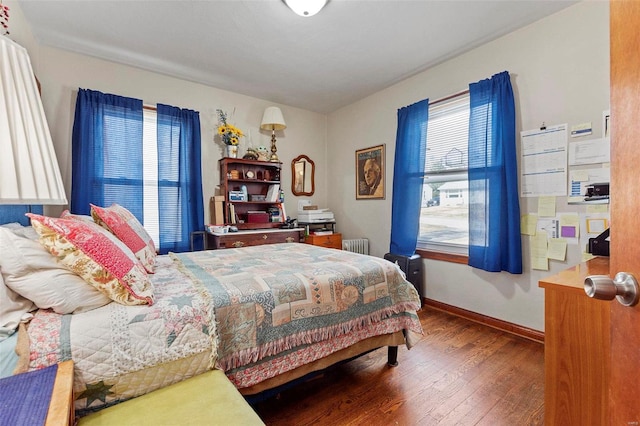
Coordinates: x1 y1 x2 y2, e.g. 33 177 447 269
416 249 468 265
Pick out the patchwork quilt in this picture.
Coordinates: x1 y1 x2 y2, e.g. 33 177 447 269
172 243 423 388
25 256 215 414
24 243 422 414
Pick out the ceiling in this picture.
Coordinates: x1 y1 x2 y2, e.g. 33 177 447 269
18 0 576 114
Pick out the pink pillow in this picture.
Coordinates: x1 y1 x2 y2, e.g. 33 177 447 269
60 209 95 224
26 213 154 306
90 204 157 273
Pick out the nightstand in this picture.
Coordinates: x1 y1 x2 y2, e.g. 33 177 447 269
0 360 74 426
305 233 342 249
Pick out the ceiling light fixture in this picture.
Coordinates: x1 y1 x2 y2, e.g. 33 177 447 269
283 0 328 17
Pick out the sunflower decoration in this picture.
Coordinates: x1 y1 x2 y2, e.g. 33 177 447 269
216 109 244 146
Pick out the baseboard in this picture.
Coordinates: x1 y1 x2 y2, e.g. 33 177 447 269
423 298 544 344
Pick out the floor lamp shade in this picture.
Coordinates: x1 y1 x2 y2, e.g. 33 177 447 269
0 35 67 205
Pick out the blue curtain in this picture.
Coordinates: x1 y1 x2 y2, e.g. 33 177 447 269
71 89 144 218
156 104 204 254
389 99 429 256
468 71 522 274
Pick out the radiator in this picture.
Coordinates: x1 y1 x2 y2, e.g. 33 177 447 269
342 238 369 255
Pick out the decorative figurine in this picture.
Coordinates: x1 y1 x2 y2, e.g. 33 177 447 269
256 145 269 162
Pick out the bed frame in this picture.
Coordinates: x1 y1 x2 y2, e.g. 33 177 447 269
239 331 404 400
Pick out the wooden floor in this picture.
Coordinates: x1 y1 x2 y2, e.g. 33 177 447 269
252 307 544 426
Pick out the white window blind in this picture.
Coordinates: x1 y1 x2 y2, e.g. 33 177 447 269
418 93 470 254
425 96 469 174
142 109 160 247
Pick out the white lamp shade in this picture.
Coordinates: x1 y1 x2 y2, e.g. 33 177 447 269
284 0 328 17
260 107 287 131
0 36 67 205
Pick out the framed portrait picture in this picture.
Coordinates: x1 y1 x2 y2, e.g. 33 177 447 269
356 144 385 200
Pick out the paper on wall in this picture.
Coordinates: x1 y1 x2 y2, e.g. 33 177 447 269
537 218 559 239
521 124 568 197
568 167 610 203
521 214 537 236
531 232 549 271
538 196 556 217
568 138 610 166
559 213 580 243
548 238 568 261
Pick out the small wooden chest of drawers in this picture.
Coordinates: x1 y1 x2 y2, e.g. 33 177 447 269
304 233 342 249
207 228 304 249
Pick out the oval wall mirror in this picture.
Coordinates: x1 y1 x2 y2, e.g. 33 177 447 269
291 154 315 196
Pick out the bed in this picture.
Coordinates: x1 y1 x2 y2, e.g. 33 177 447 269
0 212 423 416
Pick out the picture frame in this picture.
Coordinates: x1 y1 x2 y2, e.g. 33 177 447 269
356 144 385 200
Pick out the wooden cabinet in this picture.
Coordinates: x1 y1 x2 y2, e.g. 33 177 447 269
538 257 610 425
207 228 304 249
305 233 342 249
219 158 284 230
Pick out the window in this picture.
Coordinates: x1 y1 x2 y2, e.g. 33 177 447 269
142 108 160 247
98 107 161 248
72 89 203 254
418 93 469 255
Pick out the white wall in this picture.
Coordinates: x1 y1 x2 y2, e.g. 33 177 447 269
8 0 610 332
6 0 328 223
326 2 610 332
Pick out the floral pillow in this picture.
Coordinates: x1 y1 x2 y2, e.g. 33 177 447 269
0 226 111 314
27 213 154 306
60 209 95 224
90 204 157 273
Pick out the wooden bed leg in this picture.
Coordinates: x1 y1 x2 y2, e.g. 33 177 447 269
387 346 398 367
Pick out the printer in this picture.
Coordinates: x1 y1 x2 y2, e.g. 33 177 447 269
297 200 334 223
297 209 335 223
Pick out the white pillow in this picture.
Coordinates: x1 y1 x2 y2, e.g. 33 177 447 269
0 271 35 341
0 227 111 314
0 222 38 240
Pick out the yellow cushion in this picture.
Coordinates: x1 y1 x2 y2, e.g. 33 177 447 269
77 370 264 426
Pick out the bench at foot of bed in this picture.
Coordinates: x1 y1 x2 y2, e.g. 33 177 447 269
77 369 264 426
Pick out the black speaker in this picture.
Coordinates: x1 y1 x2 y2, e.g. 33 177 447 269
384 253 423 304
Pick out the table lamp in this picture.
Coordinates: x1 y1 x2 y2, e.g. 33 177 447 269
260 107 286 163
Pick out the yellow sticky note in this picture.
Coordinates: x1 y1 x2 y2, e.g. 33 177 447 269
587 204 609 213
538 196 556 217
521 214 538 236
531 232 549 270
548 238 567 261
